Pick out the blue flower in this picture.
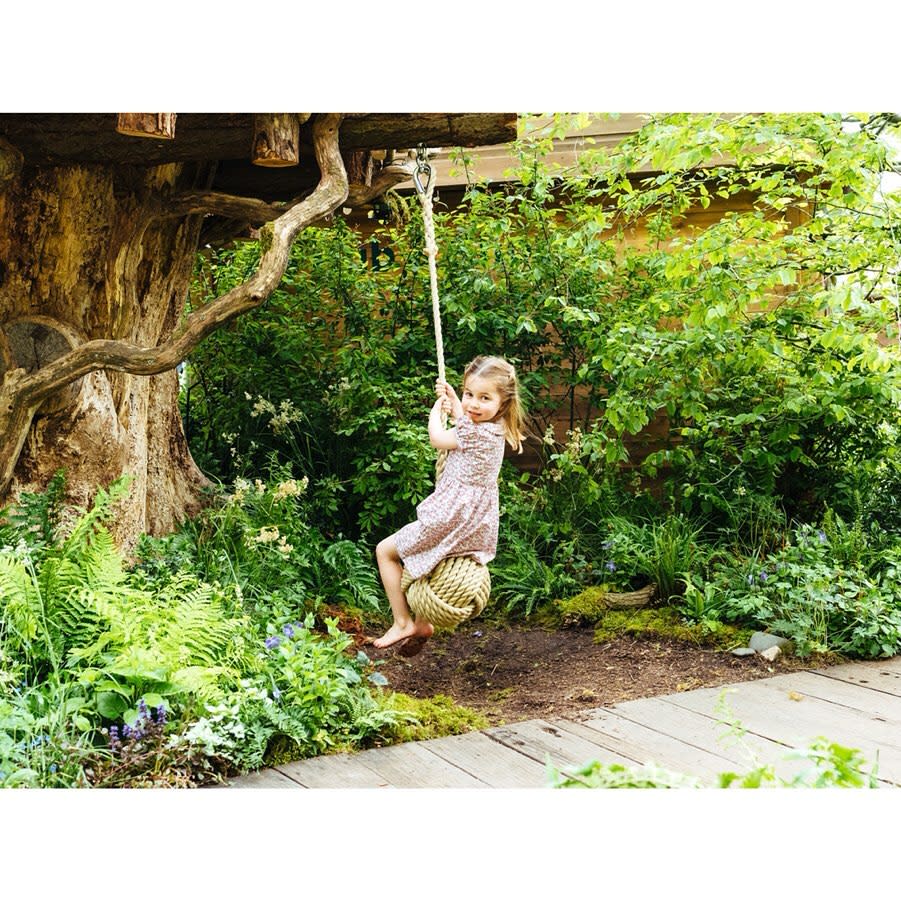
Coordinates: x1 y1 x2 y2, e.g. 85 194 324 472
272 688 282 701
282 624 295 638
747 573 754 585
265 635 281 650
817 530 827 543
601 540 614 551
605 561 617 573
49 764 58 773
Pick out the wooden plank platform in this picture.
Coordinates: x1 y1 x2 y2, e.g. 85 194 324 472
222 657 901 789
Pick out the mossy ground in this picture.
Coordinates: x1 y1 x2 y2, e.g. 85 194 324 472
377 692 490 743
593 606 753 650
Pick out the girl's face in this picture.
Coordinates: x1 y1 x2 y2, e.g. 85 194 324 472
462 375 503 424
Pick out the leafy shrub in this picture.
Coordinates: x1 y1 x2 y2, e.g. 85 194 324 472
136 467 384 615
710 522 901 658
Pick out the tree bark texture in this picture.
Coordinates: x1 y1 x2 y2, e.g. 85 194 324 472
0 161 211 545
0 114 350 550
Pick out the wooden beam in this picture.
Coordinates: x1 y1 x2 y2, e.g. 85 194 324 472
0 113 518 167
116 114 177 140
252 114 301 167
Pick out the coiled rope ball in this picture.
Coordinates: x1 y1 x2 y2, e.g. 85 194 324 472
402 555 491 629
400 148 493 630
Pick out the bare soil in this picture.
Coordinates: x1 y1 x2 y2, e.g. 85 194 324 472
365 620 814 726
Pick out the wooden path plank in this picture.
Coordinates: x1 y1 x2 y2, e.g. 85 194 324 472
218 658 901 790
225 768 303 789
275 753 391 788
552 712 750 785
601 696 809 782
338 741 488 788
662 681 901 784
419 731 548 788
812 661 901 698
485 718 639 773
757 671 901 723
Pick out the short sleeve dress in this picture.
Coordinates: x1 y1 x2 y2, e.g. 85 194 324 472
393 417 506 579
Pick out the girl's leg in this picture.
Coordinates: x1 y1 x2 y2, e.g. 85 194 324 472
372 536 433 649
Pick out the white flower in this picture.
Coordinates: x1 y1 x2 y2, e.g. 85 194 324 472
253 526 280 544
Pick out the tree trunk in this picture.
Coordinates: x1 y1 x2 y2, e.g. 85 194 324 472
0 160 211 548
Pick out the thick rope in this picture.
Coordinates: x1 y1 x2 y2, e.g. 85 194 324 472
418 168 446 386
407 153 489 628
402 556 491 629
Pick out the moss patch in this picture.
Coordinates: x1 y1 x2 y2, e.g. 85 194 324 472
593 606 753 651
553 586 615 626
376 692 489 744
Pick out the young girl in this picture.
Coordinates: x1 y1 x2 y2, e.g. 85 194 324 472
372 355 526 656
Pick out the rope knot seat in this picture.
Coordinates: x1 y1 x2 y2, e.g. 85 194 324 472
402 555 491 629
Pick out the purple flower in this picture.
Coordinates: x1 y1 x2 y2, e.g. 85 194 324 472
759 571 768 582
747 573 754 585
817 530 827 543
282 624 295 638
265 635 281 650
138 698 148 718
605 561 617 573
156 705 167 725
121 723 131 738
109 725 120 746
272 687 282 701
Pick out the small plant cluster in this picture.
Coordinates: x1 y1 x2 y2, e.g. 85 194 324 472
547 736 878 789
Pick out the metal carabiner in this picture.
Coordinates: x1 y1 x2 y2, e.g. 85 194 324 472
413 146 434 196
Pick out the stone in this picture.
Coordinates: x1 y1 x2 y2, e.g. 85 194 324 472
730 647 756 657
759 646 782 662
749 632 793 653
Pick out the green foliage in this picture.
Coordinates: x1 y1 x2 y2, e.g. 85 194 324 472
603 514 705 601
708 520 901 658
0 480 410 786
136 466 384 614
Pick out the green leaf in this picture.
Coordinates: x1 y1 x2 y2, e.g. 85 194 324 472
96 692 128 719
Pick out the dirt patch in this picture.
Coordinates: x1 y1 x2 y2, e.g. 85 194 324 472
366 621 814 726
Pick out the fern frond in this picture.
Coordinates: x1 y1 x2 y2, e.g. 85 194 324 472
0 554 42 647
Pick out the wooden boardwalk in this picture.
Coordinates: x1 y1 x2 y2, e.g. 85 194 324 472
223 656 901 788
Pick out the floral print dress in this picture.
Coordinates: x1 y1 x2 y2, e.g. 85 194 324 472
394 417 506 579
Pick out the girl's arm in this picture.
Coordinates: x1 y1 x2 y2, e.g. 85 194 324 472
428 397 459 450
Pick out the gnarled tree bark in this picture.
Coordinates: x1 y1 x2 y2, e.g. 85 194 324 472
0 113 348 548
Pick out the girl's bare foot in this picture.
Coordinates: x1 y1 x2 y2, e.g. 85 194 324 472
372 621 434 649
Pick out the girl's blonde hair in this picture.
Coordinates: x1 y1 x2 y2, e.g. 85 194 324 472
463 355 527 452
